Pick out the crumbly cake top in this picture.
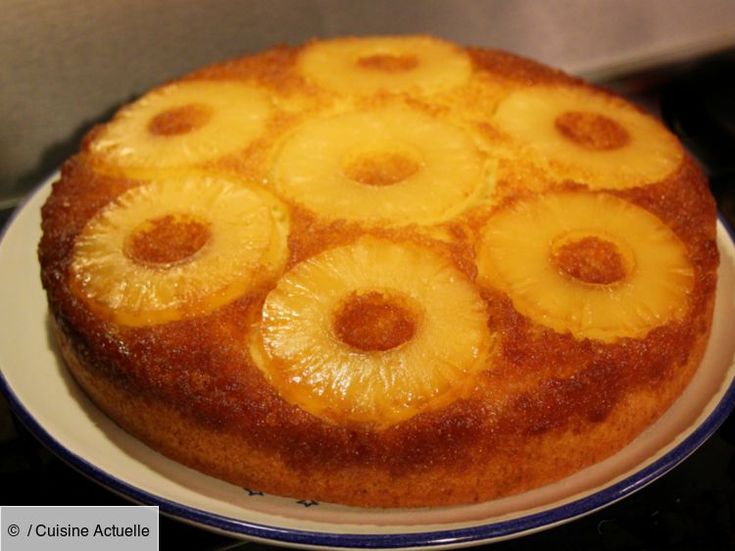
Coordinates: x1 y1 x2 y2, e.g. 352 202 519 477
39 36 718 503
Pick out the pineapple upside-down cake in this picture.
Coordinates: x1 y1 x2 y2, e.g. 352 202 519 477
39 36 719 507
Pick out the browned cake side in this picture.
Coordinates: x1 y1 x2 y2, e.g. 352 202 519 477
38 36 719 507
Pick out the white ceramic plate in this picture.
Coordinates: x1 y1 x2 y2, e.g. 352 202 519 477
2 177 735 549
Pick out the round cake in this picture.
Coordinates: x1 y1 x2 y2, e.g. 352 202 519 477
38 35 719 507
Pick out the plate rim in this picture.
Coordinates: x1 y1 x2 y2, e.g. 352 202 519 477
1 179 735 549
4 358 735 549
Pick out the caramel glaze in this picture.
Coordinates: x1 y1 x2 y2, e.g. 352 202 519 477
147 103 212 136
357 53 420 72
333 291 417 352
554 111 630 150
125 214 210 266
552 236 628 284
39 43 719 504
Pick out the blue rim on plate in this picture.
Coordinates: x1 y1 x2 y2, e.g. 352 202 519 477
1 179 735 548
0 368 735 549
3 358 735 549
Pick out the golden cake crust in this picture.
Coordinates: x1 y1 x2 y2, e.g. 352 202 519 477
39 37 719 507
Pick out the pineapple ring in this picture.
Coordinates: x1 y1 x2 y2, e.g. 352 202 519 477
255 237 492 427
71 175 288 326
272 106 489 226
298 35 472 95
493 85 683 189
477 192 694 342
90 80 272 173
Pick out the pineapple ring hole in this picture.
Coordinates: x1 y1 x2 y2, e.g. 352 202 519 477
124 213 211 267
147 103 213 136
355 53 419 72
554 111 630 150
343 150 422 187
551 233 634 285
333 291 418 352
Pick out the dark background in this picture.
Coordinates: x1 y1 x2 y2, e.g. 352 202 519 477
3 1 735 548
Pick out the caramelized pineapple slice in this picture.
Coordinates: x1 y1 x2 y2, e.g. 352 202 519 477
71 175 288 326
90 80 272 174
476 192 693 342
298 35 471 95
253 237 492 427
271 105 490 226
492 85 683 189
